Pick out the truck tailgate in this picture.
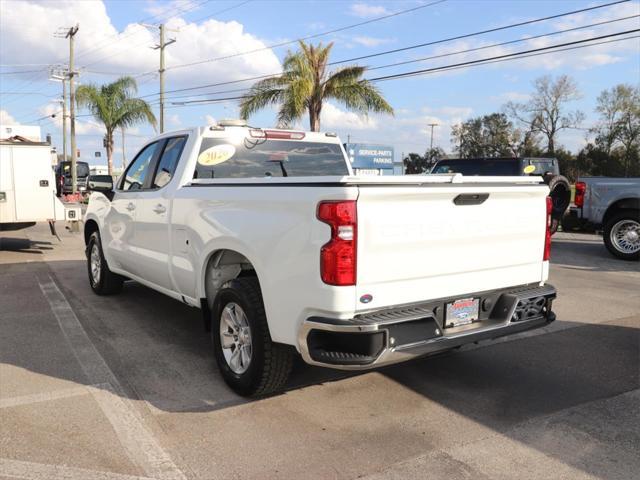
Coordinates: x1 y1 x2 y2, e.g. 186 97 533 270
356 182 548 309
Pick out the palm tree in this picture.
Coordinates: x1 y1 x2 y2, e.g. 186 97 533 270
240 40 393 131
76 76 156 175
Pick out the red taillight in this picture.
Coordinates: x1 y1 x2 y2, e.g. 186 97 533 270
574 181 586 208
317 201 357 286
544 196 552 261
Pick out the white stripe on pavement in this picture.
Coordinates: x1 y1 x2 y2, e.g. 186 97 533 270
37 275 187 480
0 384 101 409
0 458 155 480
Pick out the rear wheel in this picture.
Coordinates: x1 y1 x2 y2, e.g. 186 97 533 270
546 175 571 234
211 277 293 397
603 211 640 261
87 231 124 294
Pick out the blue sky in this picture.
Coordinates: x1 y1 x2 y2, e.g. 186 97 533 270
1 0 638 166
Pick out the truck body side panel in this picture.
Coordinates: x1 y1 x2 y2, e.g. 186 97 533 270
169 184 359 346
581 177 640 225
0 144 58 224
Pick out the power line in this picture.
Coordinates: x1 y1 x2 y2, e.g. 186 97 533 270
189 0 253 24
0 69 47 75
138 0 632 100
155 14 636 102
164 32 639 107
160 0 448 73
368 29 640 82
328 0 630 65
366 14 639 72
141 6 637 102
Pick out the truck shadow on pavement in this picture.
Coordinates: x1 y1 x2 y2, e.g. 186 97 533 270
1 258 639 479
551 234 640 273
0 237 54 254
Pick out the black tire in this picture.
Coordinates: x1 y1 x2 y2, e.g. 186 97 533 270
211 277 293 397
86 231 124 294
546 175 571 227
603 210 640 261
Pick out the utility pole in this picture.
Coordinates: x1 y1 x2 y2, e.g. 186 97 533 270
68 25 79 194
428 123 439 152
49 68 68 163
121 127 126 171
151 24 176 133
56 25 80 193
62 78 68 162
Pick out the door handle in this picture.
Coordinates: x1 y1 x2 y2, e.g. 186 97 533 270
126 202 136 211
153 204 166 214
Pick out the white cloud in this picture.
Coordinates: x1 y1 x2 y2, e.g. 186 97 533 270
352 36 395 48
204 114 216 125
490 91 530 103
167 114 182 127
39 103 104 135
0 1 282 87
323 103 477 156
350 3 390 18
0 109 19 124
321 103 378 131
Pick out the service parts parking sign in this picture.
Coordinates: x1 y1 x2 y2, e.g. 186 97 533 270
346 144 394 171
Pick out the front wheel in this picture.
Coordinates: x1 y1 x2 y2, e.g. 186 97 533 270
87 231 124 294
212 277 293 397
603 211 640 261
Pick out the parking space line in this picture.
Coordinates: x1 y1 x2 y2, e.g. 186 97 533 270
0 458 155 480
37 275 188 480
0 384 102 409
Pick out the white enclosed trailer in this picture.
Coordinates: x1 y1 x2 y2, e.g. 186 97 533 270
0 137 66 231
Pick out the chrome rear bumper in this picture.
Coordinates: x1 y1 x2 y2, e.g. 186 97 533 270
298 284 556 370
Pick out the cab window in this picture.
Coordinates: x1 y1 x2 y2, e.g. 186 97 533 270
120 142 159 191
153 137 187 188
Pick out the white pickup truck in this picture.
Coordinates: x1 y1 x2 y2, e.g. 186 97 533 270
84 120 557 396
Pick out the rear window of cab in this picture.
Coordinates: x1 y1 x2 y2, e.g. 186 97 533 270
193 138 348 179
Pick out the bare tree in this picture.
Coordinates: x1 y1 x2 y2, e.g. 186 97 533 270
505 75 584 155
593 84 640 175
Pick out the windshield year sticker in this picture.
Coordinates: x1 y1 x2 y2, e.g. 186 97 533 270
523 165 536 174
198 144 236 166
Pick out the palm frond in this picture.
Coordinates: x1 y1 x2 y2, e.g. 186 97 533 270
327 77 394 116
239 84 286 120
75 76 156 132
238 40 392 129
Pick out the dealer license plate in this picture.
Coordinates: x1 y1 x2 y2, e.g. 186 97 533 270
445 298 480 328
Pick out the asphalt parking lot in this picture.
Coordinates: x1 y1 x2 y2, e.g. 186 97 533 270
1 223 638 480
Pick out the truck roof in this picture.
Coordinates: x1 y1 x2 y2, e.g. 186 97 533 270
436 157 556 162
148 123 343 146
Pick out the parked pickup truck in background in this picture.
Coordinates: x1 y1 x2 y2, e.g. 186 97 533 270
564 177 639 260
431 157 571 234
84 120 557 396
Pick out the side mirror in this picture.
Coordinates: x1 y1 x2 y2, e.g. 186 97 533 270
88 175 113 192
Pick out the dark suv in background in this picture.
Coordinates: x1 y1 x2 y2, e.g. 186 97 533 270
55 161 90 196
431 157 571 233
